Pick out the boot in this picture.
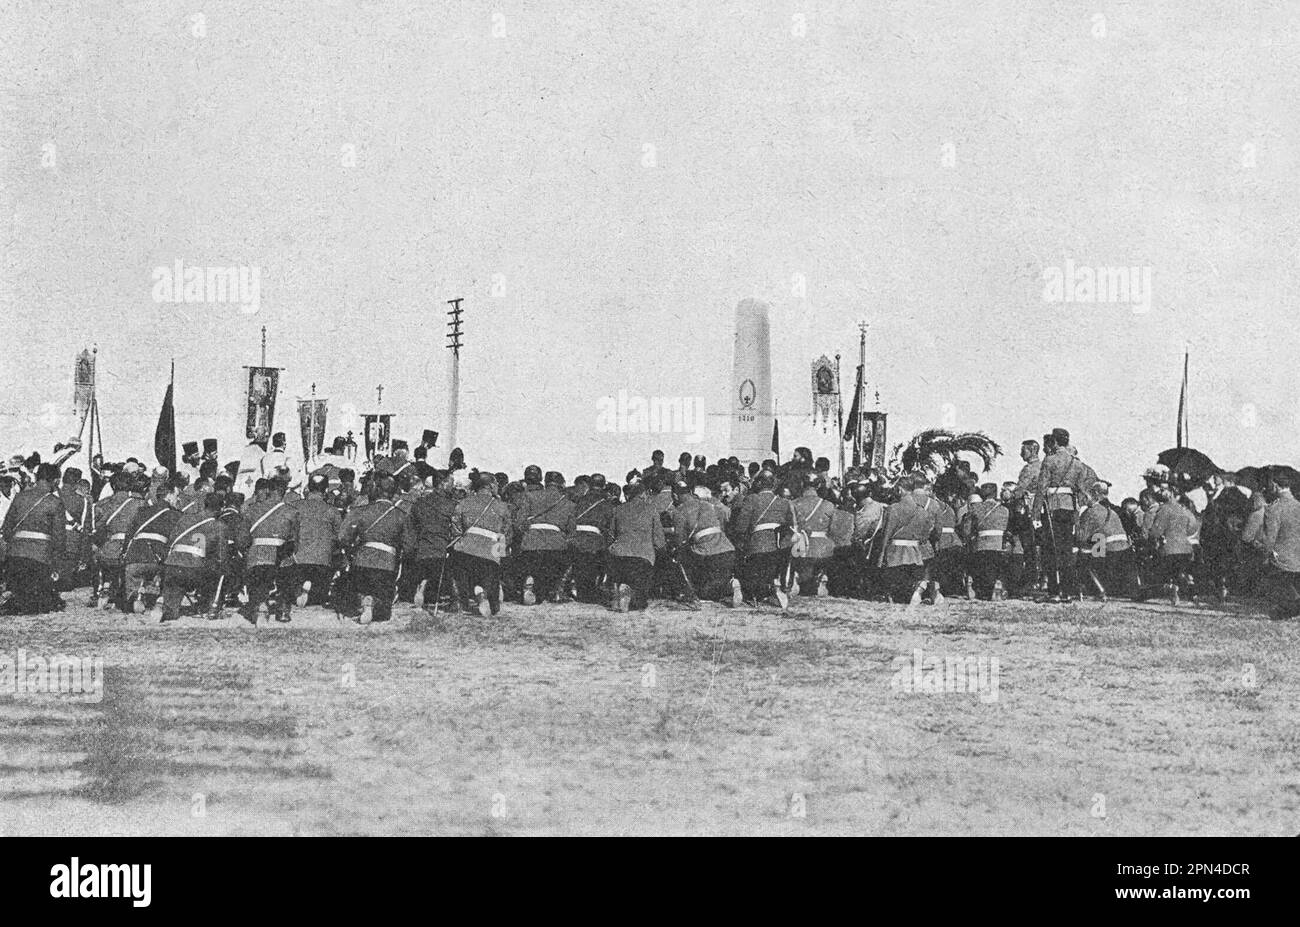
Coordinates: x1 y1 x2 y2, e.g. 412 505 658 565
475 585 492 618
358 594 374 624
297 580 312 608
522 577 537 606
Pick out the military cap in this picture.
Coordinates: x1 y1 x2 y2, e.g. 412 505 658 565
589 473 607 488
524 464 543 484
544 470 564 487
308 473 329 493
421 429 439 447
182 441 200 458
202 438 218 455
391 439 408 453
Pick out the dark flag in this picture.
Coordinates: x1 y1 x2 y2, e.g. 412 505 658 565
842 364 863 443
843 363 864 466
1176 351 1189 448
771 417 780 459
155 361 177 474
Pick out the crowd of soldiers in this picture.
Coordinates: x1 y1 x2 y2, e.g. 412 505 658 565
4 425 1300 622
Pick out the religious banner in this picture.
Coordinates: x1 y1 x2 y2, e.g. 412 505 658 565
810 355 839 432
362 413 394 460
244 366 280 442
72 348 94 426
297 397 328 467
862 411 888 472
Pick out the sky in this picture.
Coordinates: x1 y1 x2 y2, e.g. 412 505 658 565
2 1 1299 499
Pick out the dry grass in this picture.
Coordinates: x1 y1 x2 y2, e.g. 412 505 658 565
0 594 1296 836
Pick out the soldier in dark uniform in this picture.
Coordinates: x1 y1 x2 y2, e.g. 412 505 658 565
241 478 300 623
512 470 576 604
161 492 230 621
56 467 92 591
789 473 835 597
964 483 1010 600
607 481 666 611
91 471 147 609
403 469 458 608
450 471 513 616
283 474 342 608
1010 440 1043 590
730 472 794 607
121 478 183 613
1 463 67 613
1036 428 1093 602
338 475 416 623
672 476 741 606
569 473 612 603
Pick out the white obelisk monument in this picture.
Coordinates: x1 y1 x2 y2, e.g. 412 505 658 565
731 298 773 463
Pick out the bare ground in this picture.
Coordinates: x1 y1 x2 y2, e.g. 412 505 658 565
0 593 1296 836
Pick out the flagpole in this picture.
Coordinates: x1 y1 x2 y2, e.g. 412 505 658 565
856 321 867 466
835 352 844 482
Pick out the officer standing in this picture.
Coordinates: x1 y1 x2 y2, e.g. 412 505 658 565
1036 428 1091 602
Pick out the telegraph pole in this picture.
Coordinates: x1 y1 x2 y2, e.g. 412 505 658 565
446 298 463 457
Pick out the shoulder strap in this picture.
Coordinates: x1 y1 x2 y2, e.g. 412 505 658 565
249 501 287 534
10 492 54 533
576 499 605 522
168 517 217 552
104 497 134 529
363 502 399 538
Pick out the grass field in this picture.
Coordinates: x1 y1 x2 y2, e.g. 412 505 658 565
0 594 1296 836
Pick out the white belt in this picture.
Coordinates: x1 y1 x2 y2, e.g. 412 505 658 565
754 522 780 531
110 532 127 540
467 526 502 540
891 539 918 547
252 537 286 546
136 532 167 543
693 526 722 540
1106 534 1128 544
941 527 955 534
171 544 204 557
978 529 1005 537
808 530 828 538
575 524 602 535
1047 487 1073 496
364 541 396 554
529 523 560 532
14 530 51 541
